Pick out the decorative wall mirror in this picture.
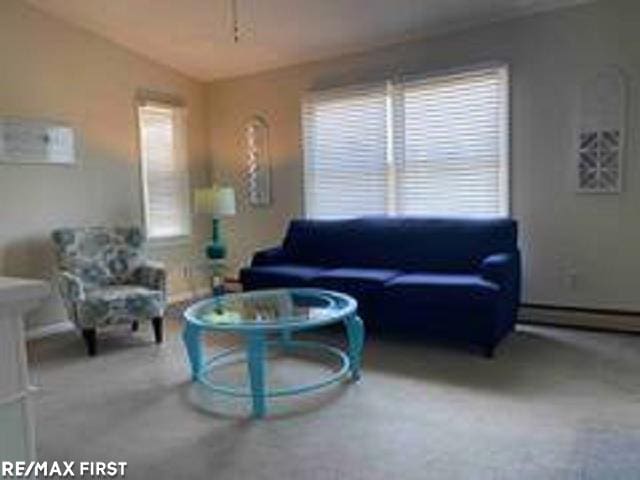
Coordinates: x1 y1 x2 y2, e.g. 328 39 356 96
244 115 271 206
576 66 626 193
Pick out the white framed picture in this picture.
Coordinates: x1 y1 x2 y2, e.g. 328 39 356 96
0 117 76 166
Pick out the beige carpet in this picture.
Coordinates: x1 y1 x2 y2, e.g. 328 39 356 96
28 316 640 480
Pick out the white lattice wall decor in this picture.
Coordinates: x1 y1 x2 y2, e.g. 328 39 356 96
576 66 626 193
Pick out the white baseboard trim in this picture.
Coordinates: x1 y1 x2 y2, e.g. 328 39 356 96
26 290 208 341
519 305 640 333
26 321 75 340
168 288 210 305
26 303 639 339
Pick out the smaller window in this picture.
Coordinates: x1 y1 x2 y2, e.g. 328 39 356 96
138 102 191 240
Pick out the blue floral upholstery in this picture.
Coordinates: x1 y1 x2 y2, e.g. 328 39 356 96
52 227 166 330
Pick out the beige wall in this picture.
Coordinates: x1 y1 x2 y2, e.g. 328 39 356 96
0 0 210 329
2 0 639 329
209 0 640 312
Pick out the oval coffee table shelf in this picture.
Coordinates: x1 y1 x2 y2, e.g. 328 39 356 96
197 340 351 398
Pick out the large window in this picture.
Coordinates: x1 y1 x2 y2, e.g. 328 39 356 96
303 65 509 219
138 102 191 240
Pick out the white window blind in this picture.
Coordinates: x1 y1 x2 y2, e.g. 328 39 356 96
303 83 389 219
398 67 508 216
303 65 509 219
138 103 191 240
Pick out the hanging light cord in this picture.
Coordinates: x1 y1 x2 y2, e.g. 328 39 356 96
231 0 240 43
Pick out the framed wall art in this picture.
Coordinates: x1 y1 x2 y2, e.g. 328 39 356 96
0 117 76 166
576 66 626 193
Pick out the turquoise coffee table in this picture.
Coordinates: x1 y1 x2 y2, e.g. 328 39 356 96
182 288 364 418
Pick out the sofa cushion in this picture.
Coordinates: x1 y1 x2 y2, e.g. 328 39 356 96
282 219 359 267
311 268 401 295
240 264 324 289
385 273 500 305
281 217 517 272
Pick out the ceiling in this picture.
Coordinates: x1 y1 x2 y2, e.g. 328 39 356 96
25 0 593 81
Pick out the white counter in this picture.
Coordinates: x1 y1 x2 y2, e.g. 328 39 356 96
0 276 49 463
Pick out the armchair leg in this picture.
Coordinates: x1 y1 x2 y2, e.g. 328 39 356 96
82 328 97 357
131 321 139 332
152 317 163 344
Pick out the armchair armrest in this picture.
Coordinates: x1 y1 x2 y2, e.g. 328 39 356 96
251 246 288 267
57 271 86 303
480 252 520 286
132 261 167 293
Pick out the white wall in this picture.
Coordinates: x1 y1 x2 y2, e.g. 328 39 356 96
0 0 210 329
209 0 640 312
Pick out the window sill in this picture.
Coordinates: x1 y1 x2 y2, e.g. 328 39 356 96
146 235 192 250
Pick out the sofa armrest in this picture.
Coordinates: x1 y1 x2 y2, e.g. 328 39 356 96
251 246 288 267
480 252 520 286
132 261 167 293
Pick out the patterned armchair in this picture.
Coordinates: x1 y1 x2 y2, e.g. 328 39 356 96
51 226 166 356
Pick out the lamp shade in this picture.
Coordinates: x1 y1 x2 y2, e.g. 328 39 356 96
194 186 236 216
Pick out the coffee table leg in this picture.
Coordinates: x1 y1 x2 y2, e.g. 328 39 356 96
182 322 203 381
280 329 292 347
247 333 267 418
345 315 364 380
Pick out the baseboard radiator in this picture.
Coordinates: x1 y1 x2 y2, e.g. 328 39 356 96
519 304 640 334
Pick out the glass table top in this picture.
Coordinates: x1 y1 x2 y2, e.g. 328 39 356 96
184 288 357 331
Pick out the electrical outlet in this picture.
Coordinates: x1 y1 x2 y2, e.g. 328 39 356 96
565 269 578 290
181 264 191 279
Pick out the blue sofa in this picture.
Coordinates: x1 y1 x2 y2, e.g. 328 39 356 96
240 217 521 356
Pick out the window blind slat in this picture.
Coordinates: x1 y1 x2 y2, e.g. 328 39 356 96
139 105 191 239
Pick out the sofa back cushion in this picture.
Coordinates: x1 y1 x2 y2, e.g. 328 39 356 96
282 217 517 272
52 227 145 286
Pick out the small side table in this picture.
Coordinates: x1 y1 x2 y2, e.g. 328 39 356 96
209 260 227 296
189 257 228 296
